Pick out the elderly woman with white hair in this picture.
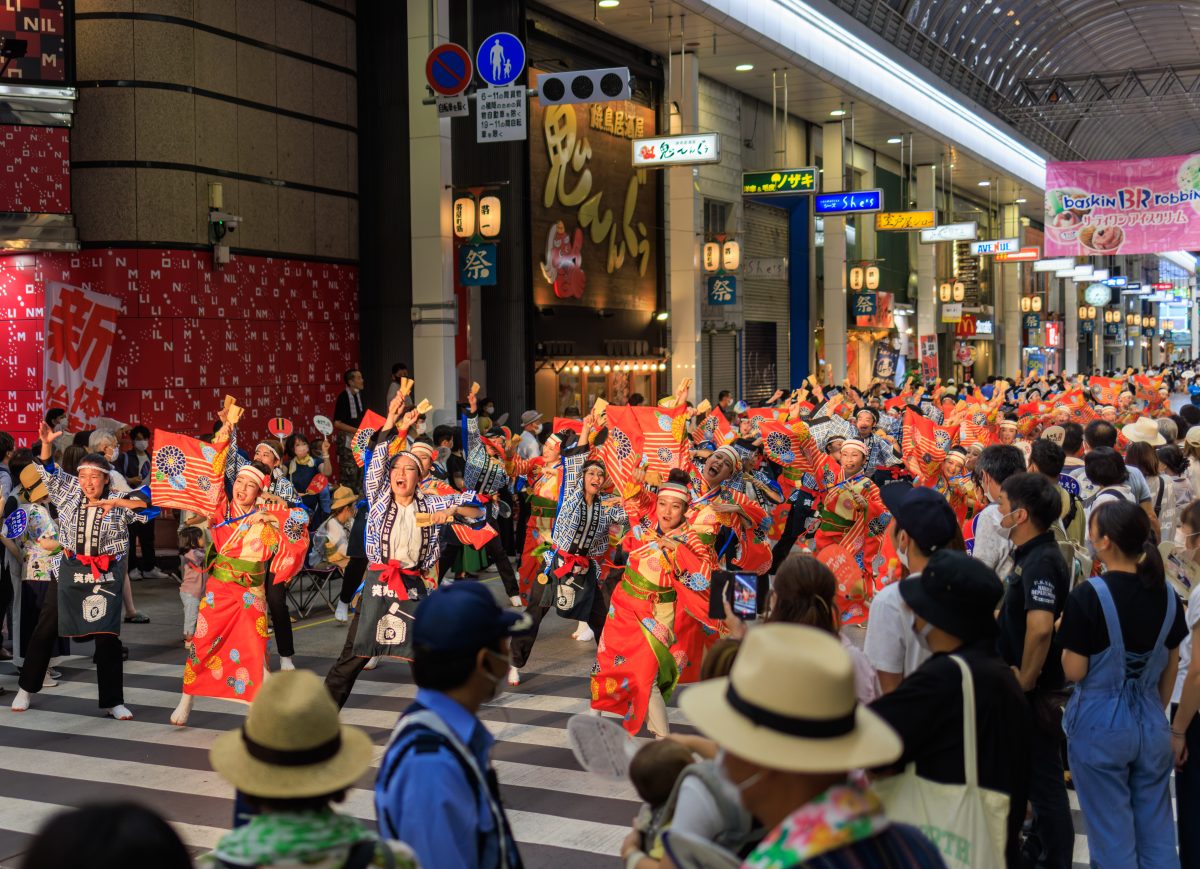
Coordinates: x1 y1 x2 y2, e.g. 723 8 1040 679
88 428 151 624
324 392 483 709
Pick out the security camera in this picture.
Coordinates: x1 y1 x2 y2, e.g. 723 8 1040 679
208 210 242 243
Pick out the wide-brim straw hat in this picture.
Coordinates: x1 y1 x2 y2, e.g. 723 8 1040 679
210 670 374 799
1122 416 1166 446
680 624 901 773
20 464 47 502
329 485 358 511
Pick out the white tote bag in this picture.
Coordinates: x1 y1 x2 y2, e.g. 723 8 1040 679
871 655 1009 869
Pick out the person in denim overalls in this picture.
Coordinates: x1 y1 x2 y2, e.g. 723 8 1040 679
1060 499 1186 869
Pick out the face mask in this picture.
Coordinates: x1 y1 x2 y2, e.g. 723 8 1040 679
484 405 495 416
436 446 451 465
415 421 426 435
479 649 511 699
996 510 1017 538
536 422 545 435
897 538 910 569
714 749 766 805
54 418 68 432
134 439 149 451
914 620 934 652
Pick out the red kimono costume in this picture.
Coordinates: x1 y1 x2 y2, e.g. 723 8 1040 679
791 421 891 625
591 517 717 734
184 440 308 703
512 455 560 599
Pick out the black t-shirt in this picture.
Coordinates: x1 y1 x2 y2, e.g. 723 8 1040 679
996 531 1070 690
1058 571 1188 656
870 641 1032 868
333 389 364 429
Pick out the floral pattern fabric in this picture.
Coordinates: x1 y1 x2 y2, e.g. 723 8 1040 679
742 783 890 868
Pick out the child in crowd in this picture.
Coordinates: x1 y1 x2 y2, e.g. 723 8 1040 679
178 526 207 648
627 739 695 862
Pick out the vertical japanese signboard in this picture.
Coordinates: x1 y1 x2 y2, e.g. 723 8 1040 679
43 282 122 427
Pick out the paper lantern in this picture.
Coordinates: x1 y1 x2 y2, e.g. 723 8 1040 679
939 282 952 302
849 267 864 290
1031 296 1042 312
478 195 501 237
1020 297 1031 313
953 281 965 302
453 196 475 239
722 240 740 271
703 242 720 272
865 266 880 290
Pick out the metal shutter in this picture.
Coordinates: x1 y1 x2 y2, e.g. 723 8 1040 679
742 201 791 388
703 330 738 404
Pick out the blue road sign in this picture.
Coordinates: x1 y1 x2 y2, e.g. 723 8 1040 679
476 32 525 87
813 189 883 215
426 43 473 96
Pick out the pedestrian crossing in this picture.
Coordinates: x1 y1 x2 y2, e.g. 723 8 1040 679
0 637 1152 869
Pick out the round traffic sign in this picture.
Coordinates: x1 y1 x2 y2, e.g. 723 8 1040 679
476 31 525 87
425 42 473 96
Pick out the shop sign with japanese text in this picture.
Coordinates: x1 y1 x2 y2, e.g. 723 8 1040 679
742 168 816 195
814 189 883 215
459 244 498 286
874 211 935 231
632 132 720 167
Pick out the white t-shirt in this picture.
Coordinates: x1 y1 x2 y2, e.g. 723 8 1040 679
1173 582 1200 705
972 504 1014 581
387 501 421 568
863 580 930 678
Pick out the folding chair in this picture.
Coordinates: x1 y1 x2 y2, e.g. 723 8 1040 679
285 565 342 619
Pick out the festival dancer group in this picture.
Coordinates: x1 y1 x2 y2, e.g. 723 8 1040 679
6 365 1187 741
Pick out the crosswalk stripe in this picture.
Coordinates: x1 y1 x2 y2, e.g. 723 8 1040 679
0 794 230 850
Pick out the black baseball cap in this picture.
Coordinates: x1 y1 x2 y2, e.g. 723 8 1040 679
880 482 959 553
413 583 533 652
899 549 1002 640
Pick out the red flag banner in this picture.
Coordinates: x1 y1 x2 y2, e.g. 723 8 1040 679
266 504 311 585
693 409 733 447
902 409 959 480
351 410 386 468
959 420 997 448
598 406 643 497
1089 376 1122 406
1059 389 1098 425
149 430 227 516
551 417 584 438
758 419 804 496
1133 374 1163 402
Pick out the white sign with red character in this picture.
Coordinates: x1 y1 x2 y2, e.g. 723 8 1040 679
43 281 122 428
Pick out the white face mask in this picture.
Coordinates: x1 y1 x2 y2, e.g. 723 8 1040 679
996 510 1018 539
415 421 426 435
536 422 545 435
896 537 910 570
134 439 149 451
479 649 511 700
436 446 451 465
54 418 68 432
714 749 766 806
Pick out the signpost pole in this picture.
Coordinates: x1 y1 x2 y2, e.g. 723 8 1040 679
821 121 847 382
998 204 1022 376
915 165 938 355
1064 276 1079 375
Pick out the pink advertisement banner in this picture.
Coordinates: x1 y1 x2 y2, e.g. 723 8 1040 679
1044 153 1200 257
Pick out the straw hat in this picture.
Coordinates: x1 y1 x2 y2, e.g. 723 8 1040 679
329 485 357 511
19 464 47 503
209 670 374 799
679 624 901 773
1122 416 1166 446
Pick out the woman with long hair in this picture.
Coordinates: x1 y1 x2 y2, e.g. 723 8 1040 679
1126 441 1176 543
767 553 879 702
1059 499 1188 867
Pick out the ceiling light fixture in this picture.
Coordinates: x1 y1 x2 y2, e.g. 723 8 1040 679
735 63 754 71
598 0 620 7
978 180 991 187
1015 197 1027 203
887 136 903 144
830 108 846 117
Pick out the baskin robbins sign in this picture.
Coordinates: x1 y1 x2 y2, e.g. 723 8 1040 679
1045 153 1200 257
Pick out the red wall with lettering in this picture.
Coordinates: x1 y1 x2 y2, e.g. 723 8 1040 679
0 125 70 213
0 249 359 449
